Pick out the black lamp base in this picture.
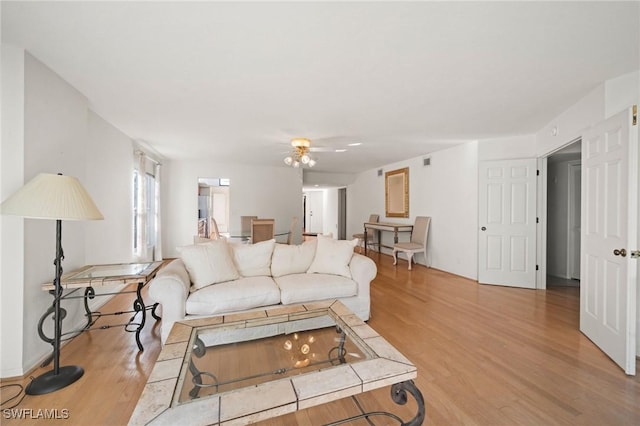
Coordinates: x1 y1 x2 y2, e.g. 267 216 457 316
25 365 84 395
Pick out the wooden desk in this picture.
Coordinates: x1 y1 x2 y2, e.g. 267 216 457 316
364 221 413 254
40 262 163 352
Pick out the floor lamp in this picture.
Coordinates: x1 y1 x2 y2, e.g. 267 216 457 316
0 173 103 395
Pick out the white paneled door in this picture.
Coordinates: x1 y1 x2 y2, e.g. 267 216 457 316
478 159 537 289
580 106 638 375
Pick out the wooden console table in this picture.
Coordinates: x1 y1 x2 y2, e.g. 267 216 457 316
363 221 413 254
40 261 163 354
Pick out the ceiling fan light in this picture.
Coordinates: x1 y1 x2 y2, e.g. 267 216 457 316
293 160 300 168
308 159 316 167
301 154 310 164
291 138 311 148
284 156 293 165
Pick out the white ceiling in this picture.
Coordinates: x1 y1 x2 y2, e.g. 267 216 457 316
2 1 638 174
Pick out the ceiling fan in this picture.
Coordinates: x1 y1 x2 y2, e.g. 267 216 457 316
280 135 360 168
283 138 317 167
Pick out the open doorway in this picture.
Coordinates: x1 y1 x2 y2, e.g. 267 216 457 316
546 140 581 288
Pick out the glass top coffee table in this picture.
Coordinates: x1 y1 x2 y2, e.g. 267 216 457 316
129 301 424 425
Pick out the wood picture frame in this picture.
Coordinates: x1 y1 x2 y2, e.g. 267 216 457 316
385 167 409 218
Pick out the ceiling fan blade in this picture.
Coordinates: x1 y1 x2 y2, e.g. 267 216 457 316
309 147 336 152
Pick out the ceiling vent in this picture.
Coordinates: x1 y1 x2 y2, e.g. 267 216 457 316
423 157 431 166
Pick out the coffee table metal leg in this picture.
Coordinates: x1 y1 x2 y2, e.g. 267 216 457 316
132 281 145 351
151 302 161 320
391 380 426 426
324 380 425 426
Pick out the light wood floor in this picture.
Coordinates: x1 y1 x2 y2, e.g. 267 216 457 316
2 253 639 425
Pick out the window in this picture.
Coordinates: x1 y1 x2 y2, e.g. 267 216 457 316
133 169 158 256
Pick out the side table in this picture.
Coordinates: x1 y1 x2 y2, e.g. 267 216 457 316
39 261 163 355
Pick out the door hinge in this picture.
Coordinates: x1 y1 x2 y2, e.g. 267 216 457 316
631 250 640 259
536 169 540 176
536 217 539 224
536 265 539 271
633 105 637 126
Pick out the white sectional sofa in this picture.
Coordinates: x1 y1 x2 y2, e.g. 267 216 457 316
149 236 377 343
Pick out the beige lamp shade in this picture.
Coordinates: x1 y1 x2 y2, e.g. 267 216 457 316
0 173 103 220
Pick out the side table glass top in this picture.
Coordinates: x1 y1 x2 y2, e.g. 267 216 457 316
47 261 163 290
67 262 153 279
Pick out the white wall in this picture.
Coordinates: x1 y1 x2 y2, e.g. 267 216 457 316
85 111 136 264
162 160 303 256
478 134 537 161
1 50 141 377
1 44 26 377
347 142 479 280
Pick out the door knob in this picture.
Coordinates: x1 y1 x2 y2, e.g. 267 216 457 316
481 227 486 231
613 249 627 257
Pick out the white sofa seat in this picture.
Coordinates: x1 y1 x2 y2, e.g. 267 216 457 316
186 276 280 316
275 273 357 305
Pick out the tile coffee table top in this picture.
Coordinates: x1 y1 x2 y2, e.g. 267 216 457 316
129 301 417 426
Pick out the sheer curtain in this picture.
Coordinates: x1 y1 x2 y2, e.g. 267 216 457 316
134 149 162 262
154 162 163 260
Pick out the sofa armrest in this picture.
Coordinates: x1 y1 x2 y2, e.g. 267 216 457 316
349 253 376 315
148 258 191 343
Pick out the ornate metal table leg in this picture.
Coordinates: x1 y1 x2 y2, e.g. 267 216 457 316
83 286 95 328
364 228 368 255
188 337 215 399
133 281 146 351
391 380 426 426
151 302 161 320
336 327 346 364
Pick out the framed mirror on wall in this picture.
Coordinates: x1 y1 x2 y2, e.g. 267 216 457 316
385 167 409 218
198 177 230 238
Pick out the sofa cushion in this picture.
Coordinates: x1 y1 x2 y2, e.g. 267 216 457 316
271 240 317 278
177 240 240 291
230 239 275 277
307 236 358 278
186 276 281 315
275 273 357 305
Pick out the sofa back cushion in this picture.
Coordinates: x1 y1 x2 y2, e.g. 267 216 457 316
177 239 240 291
307 236 358 278
271 240 317 278
230 239 276 277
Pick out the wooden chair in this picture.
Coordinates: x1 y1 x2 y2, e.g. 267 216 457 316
393 216 431 270
241 216 258 235
287 216 298 245
251 218 275 244
353 214 379 253
208 217 223 240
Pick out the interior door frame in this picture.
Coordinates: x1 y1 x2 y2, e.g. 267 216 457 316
537 137 582 290
567 160 582 280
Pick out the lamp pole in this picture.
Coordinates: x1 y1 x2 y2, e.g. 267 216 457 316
26 219 84 395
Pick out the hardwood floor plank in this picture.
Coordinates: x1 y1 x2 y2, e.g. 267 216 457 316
1 253 639 425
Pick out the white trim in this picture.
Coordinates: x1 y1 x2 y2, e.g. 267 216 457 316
567 160 581 280
537 157 547 289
